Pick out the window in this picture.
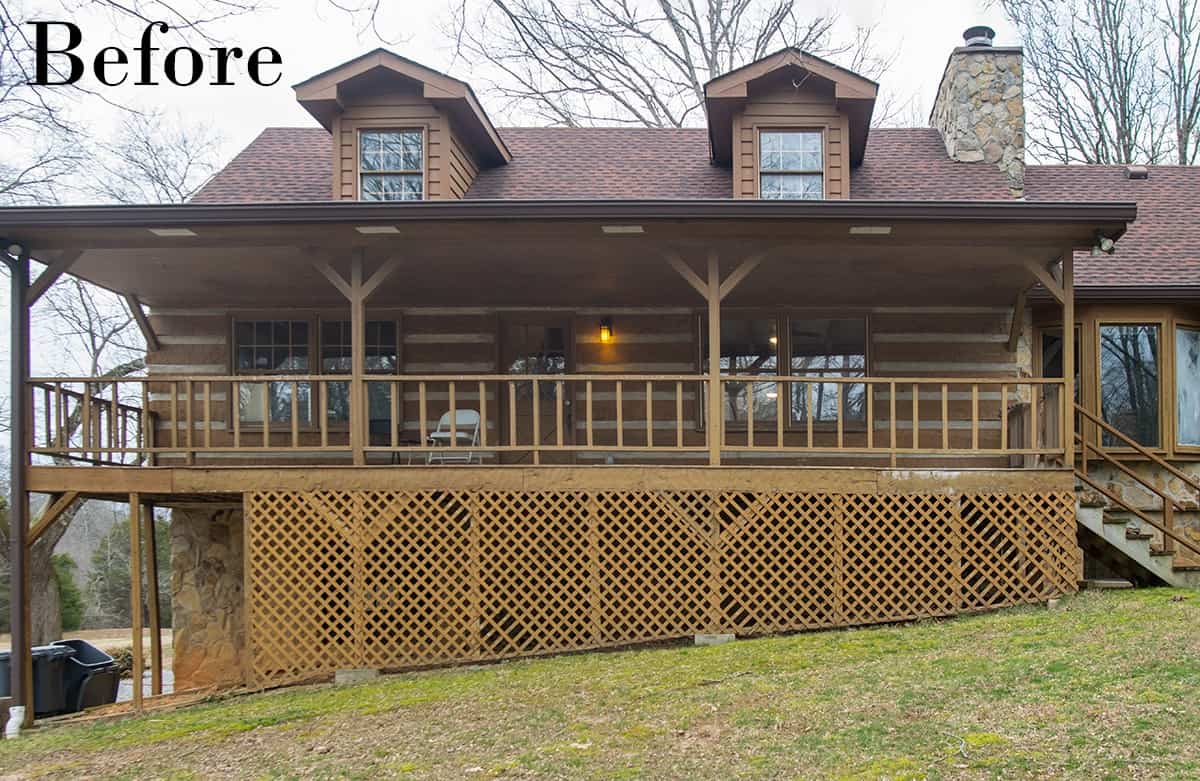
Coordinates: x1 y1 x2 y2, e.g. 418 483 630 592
790 318 867 423
1099 324 1160 446
704 317 779 424
1177 325 1200 447
322 320 399 423
233 320 311 425
359 130 423 201
759 130 823 200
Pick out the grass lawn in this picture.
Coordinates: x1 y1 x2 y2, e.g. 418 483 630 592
3 588 1199 780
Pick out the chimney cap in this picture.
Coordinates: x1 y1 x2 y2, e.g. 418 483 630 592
963 26 996 47
1124 165 1149 180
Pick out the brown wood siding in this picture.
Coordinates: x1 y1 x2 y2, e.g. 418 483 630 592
446 124 481 199
733 77 850 200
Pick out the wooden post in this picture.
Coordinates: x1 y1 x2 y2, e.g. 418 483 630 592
129 493 144 711
706 254 722 466
349 251 366 465
1062 249 1075 464
142 503 163 697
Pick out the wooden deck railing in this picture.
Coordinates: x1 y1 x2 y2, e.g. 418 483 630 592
26 374 1069 466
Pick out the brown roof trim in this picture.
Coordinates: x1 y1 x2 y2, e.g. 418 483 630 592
1033 285 1200 300
0 199 1137 229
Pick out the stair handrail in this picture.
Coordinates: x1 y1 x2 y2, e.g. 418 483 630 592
1075 402 1200 500
1074 402 1200 559
1075 434 1200 558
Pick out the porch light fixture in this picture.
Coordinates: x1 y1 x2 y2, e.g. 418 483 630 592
355 225 402 235
1092 231 1116 256
601 225 644 235
147 227 197 237
3 240 25 258
849 225 892 236
599 317 614 343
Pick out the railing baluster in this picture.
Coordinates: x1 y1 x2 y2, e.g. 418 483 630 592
586 380 594 448
645 380 652 448
204 381 212 451
290 381 299 449
449 382 458 449
420 382 429 447
1029 381 1039 453
1000 384 1008 452
507 381 516 447
532 379 540 465
615 381 623 449
676 380 684 449
478 380 487 449
41 385 50 448
747 383 754 448
261 382 270 449
776 380 784 449
806 381 814 448
912 382 919 450
866 379 874 451
318 381 327 449
168 382 177 452
82 382 92 459
233 381 241 450
941 383 949 451
390 380 400 448
836 380 844 450
889 381 897 467
971 384 979 451
558 380 566 448
140 382 149 461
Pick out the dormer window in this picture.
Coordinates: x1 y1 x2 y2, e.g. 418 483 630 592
359 129 424 201
759 130 823 200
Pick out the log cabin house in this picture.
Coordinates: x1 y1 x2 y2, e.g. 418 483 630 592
4 26 1200 715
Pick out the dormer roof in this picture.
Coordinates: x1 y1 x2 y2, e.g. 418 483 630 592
293 48 511 167
704 48 878 166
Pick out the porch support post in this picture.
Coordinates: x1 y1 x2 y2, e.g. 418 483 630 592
349 251 366 466
310 249 400 466
1062 249 1075 464
706 254 722 466
129 493 144 712
3 245 31 725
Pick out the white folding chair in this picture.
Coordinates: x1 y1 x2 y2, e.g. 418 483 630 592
425 409 482 464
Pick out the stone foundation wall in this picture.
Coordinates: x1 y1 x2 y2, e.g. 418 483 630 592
1087 461 1200 565
170 507 245 689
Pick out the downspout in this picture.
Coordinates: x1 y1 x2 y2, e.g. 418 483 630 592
2 242 29 732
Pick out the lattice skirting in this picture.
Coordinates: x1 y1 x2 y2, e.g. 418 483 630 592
245 489 1078 684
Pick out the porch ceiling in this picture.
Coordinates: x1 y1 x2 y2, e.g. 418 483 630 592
0 200 1134 309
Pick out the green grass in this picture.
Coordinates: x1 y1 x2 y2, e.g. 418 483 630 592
3 588 1199 779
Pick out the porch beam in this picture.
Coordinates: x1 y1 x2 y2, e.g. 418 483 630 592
718 255 763 301
1062 249 1075 464
1024 259 1065 304
361 256 401 300
27 491 78 547
1007 289 1027 354
310 259 353 299
27 250 80 306
665 253 708 299
123 294 160 352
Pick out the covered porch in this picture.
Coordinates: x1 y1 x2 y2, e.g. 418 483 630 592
4 199 1133 473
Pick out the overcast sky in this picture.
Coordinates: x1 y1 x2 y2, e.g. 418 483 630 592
1 0 1013 383
53 0 1013 170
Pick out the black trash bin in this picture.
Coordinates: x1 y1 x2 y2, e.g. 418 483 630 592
0 645 77 716
52 640 120 713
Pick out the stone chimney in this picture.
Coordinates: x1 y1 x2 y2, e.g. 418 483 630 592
930 26 1025 197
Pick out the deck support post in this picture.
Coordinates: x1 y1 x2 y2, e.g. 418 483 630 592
129 493 144 712
1062 248 1075 464
142 502 163 696
3 245 31 725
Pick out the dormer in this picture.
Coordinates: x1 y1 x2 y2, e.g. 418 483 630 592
704 49 878 200
293 49 510 201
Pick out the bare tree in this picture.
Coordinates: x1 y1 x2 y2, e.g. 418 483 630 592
87 112 223 204
441 0 894 127
1161 0 1200 163
995 0 1174 164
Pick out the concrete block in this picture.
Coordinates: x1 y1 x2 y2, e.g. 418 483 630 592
694 633 736 647
335 668 380 685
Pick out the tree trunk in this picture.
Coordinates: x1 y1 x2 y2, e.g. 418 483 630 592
29 544 62 645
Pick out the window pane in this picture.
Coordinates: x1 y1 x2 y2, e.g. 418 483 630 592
238 381 311 424
790 318 866 423
760 131 822 171
361 130 423 172
1099 324 1160 446
760 173 822 200
703 318 778 422
361 174 423 202
1177 326 1200 447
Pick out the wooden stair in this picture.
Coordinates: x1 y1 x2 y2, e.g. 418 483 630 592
1075 501 1198 587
